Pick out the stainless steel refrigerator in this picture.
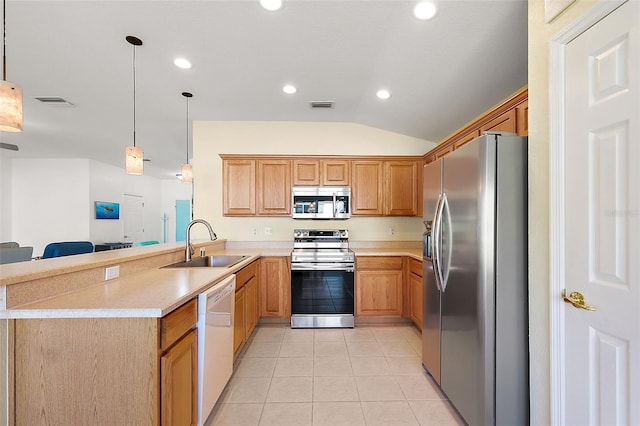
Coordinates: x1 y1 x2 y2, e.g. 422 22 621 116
422 132 529 426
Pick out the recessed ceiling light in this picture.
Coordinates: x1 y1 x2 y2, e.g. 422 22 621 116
414 2 437 20
260 0 283 11
174 58 192 69
376 89 391 100
282 84 297 94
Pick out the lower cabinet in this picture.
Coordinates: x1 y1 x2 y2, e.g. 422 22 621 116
161 328 198 426
407 258 423 330
356 256 403 316
14 298 199 426
260 256 290 318
234 260 259 356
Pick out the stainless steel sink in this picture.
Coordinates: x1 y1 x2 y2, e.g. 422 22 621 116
163 255 249 269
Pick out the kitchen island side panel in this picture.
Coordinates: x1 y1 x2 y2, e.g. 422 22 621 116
14 317 159 425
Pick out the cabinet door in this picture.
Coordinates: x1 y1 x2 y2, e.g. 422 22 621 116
234 287 246 354
293 160 320 186
480 108 517 134
322 159 350 186
257 160 291 215
452 129 481 150
356 270 403 316
516 100 528 136
409 272 423 330
384 161 419 216
223 159 256 215
351 160 384 215
245 276 259 339
260 257 290 318
161 328 197 426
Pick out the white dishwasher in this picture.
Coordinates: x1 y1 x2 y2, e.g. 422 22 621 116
197 274 236 426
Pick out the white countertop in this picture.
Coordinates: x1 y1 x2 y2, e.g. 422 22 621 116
1 242 421 320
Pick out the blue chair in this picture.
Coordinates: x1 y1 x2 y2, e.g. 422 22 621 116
0 246 33 264
42 241 94 259
136 240 159 247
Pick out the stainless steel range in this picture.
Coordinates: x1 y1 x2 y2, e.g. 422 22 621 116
290 229 355 328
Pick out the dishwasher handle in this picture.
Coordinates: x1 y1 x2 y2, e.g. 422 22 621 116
207 312 231 327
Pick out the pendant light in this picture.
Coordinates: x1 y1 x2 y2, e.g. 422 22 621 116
125 36 143 175
181 92 193 183
0 0 22 132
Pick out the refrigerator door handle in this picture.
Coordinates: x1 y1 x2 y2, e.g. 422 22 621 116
440 193 452 292
432 193 445 292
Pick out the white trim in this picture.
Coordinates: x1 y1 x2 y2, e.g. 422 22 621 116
548 1 627 425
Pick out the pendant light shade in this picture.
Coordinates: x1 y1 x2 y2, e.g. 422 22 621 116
126 146 144 175
181 91 193 183
125 35 143 175
181 164 193 182
1 0 22 132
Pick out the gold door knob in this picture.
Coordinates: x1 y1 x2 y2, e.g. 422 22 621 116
562 289 597 311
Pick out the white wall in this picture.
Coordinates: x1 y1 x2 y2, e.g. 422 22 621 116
192 121 435 242
12 159 91 256
0 154 13 242
5 158 189 256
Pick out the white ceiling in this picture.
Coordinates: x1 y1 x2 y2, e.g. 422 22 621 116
1 0 527 179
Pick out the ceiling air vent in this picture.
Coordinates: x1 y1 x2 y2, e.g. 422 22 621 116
34 96 75 107
309 101 334 109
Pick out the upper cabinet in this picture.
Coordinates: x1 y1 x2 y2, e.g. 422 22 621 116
223 159 256 215
292 159 350 186
352 159 422 217
222 155 422 217
257 160 291 215
425 86 528 164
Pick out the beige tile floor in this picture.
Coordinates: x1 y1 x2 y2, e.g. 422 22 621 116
205 324 465 426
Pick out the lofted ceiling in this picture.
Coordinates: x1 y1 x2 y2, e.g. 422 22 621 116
1 0 527 179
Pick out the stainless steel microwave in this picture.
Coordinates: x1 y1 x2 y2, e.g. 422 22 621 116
291 187 351 219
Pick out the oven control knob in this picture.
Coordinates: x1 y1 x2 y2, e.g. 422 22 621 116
340 230 348 237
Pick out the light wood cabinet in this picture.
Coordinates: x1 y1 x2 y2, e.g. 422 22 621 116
480 108 517 134
356 256 403 316
293 160 320 186
223 159 256 215
260 256 290 318
290 159 351 187
351 160 384 215
234 260 259 356
424 87 527 165
257 160 291 215
161 328 198 426
15 299 199 425
516 100 528 136
322 159 350 186
233 286 246 354
385 161 420 216
407 258 423 330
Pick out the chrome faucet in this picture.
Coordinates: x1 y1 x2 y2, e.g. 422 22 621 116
186 219 217 262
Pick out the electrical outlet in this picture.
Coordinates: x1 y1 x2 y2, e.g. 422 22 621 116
389 227 396 236
104 265 120 280
252 228 258 236
265 227 272 236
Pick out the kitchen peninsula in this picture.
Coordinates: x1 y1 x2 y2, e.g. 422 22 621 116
0 240 420 425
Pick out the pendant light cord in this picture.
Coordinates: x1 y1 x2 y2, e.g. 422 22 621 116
3 0 7 81
185 96 189 164
132 43 137 148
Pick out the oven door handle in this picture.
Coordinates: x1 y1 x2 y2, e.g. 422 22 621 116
291 262 354 272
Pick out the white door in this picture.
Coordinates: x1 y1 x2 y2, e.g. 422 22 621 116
122 194 144 244
562 1 639 424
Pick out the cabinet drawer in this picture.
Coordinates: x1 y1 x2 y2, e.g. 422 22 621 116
236 260 258 289
160 298 197 351
356 256 403 270
408 258 422 277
